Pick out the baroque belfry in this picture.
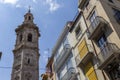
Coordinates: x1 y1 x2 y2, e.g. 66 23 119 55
11 9 40 80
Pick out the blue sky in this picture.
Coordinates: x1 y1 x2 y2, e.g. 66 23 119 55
0 0 78 80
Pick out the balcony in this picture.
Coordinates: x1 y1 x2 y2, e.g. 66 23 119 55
61 67 77 80
54 44 71 71
97 43 120 69
75 44 94 66
88 16 108 40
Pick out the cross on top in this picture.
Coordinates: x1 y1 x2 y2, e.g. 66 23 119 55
28 6 31 13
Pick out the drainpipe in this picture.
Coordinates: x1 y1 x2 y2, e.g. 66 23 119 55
80 9 107 80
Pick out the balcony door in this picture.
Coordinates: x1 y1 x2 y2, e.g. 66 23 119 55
97 34 107 57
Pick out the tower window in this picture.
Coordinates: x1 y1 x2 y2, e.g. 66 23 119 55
25 16 27 20
20 34 22 42
28 58 30 64
28 16 31 20
27 33 32 42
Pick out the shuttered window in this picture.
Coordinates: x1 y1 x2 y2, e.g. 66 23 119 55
85 62 97 80
78 39 88 58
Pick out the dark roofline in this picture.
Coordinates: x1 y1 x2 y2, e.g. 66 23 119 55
69 11 82 32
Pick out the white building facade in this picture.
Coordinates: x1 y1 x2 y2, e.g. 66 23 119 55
52 22 79 80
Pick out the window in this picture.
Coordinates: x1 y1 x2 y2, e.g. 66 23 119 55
28 16 31 20
19 34 22 42
78 39 88 58
84 62 97 80
89 11 97 28
97 34 107 49
28 58 30 64
75 24 82 38
25 16 27 20
113 8 120 23
108 0 113 3
27 33 32 42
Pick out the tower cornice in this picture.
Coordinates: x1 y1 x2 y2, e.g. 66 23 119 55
15 23 40 37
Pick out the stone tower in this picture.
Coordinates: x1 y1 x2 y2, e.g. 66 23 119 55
11 9 40 80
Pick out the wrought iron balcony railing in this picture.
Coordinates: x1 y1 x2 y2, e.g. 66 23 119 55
61 67 77 80
97 43 120 69
54 44 71 71
87 16 108 39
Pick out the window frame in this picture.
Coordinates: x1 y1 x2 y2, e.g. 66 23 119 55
75 23 82 38
96 34 107 48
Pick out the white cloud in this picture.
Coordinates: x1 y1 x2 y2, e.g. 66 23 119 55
0 0 18 5
32 0 37 3
45 0 60 12
0 0 60 12
15 4 21 8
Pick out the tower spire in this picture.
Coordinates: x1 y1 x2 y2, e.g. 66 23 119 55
23 6 34 23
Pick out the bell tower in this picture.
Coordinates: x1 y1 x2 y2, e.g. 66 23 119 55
11 9 40 80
